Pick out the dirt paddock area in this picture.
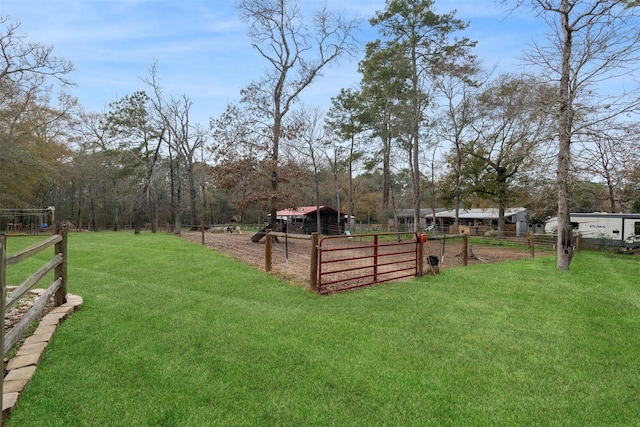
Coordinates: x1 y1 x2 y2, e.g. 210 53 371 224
182 231 542 289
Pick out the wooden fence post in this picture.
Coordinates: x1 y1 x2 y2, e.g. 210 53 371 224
373 234 379 282
309 233 319 292
529 232 535 258
462 234 468 267
417 239 424 276
265 229 272 272
54 229 67 306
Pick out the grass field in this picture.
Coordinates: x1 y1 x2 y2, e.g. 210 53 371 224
4 232 640 426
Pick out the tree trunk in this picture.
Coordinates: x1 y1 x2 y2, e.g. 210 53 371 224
606 172 616 213
148 188 156 233
187 161 198 230
411 44 421 233
111 173 119 231
556 0 574 270
316 199 321 237
382 130 391 213
412 134 421 233
498 205 506 239
90 193 97 231
269 102 281 233
171 150 182 235
454 143 462 234
498 171 507 239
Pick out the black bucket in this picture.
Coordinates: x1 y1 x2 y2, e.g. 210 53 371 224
428 255 439 266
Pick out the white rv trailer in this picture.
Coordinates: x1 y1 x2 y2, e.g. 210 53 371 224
545 213 640 248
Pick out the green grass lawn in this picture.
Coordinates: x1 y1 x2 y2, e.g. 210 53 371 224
4 232 640 426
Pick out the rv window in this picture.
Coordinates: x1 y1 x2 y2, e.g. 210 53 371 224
635 222 640 235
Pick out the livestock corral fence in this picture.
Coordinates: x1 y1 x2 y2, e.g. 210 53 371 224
531 233 640 252
195 228 578 294
249 230 472 294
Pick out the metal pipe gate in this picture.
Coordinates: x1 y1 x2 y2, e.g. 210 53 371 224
317 232 420 294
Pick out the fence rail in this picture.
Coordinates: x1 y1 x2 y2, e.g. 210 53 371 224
1 231 68 417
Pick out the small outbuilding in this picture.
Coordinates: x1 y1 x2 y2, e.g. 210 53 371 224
391 208 444 231
435 207 529 237
275 206 346 235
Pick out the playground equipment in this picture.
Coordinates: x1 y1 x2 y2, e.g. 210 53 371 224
0 207 56 234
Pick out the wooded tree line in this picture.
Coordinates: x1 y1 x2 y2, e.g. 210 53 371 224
2 1 640 270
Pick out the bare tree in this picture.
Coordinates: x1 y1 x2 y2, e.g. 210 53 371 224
145 64 207 233
324 132 348 234
237 0 359 231
0 14 74 209
0 15 73 87
433 54 485 231
506 0 640 269
576 120 637 212
289 106 327 233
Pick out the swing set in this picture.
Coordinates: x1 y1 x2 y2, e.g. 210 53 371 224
0 206 56 235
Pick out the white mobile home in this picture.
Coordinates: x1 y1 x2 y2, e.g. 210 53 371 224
545 213 640 244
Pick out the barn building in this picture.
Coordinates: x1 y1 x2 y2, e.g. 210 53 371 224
275 206 346 235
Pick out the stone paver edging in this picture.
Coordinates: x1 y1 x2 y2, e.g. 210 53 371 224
2 293 83 419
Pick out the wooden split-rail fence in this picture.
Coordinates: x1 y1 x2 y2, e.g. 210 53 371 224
0 230 68 418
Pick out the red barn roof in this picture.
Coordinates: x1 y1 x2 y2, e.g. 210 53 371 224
276 206 344 217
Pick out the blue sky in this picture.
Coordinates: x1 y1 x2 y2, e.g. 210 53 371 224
0 0 542 125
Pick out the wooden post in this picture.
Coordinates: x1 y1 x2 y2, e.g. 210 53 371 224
309 233 319 292
575 235 581 253
417 239 424 276
201 223 205 245
529 232 535 258
462 234 468 267
265 229 272 272
373 234 379 281
54 228 68 306
1 234 6 415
